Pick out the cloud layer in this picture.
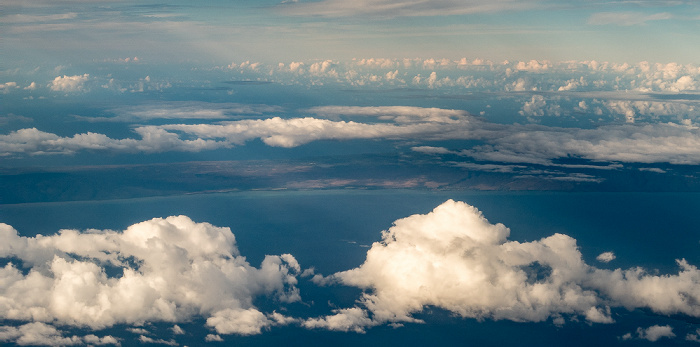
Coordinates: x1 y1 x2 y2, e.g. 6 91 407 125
308 200 700 332
1 200 699 344
0 216 301 337
6 105 700 166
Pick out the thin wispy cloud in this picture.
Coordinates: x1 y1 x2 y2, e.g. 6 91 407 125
587 11 672 26
280 0 537 17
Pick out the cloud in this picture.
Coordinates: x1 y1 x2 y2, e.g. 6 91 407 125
0 322 119 346
126 328 150 335
6 104 700 166
411 146 453 155
170 325 184 335
92 102 283 122
24 82 38 90
0 127 228 156
306 106 469 123
463 122 700 165
0 216 301 340
158 114 483 148
138 335 177 346
205 334 224 342
687 328 700 342
303 307 376 333
588 12 672 26
596 252 615 263
2 13 79 23
603 100 699 123
0 82 20 93
280 0 535 17
622 325 676 342
49 74 90 92
515 60 551 72
307 200 700 332
519 95 562 119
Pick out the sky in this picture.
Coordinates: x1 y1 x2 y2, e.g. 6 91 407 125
2 0 700 66
2 0 700 346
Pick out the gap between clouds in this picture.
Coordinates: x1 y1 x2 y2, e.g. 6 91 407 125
5 105 700 165
1 200 699 344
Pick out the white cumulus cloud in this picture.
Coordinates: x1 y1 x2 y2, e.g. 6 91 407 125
0 322 119 346
49 74 90 92
596 252 615 263
306 200 700 332
0 216 301 340
622 325 676 342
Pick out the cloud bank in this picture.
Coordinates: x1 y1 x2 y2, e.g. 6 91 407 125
0 216 301 337
1 201 699 343
307 200 700 332
6 105 700 166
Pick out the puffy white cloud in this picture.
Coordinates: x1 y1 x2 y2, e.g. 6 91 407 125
308 200 700 332
170 325 184 335
515 60 550 72
0 82 19 93
207 308 272 335
303 307 375 333
229 61 261 71
127 328 150 335
0 216 301 339
49 74 90 92
0 322 119 346
354 58 398 69
558 77 586 91
507 78 530 91
308 60 336 75
622 325 676 342
519 95 561 119
288 61 305 73
596 252 615 263
670 75 697 92
687 328 700 342
604 100 699 123
205 334 224 342
24 82 38 90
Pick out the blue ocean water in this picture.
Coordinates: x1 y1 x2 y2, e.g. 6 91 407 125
1 190 699 345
